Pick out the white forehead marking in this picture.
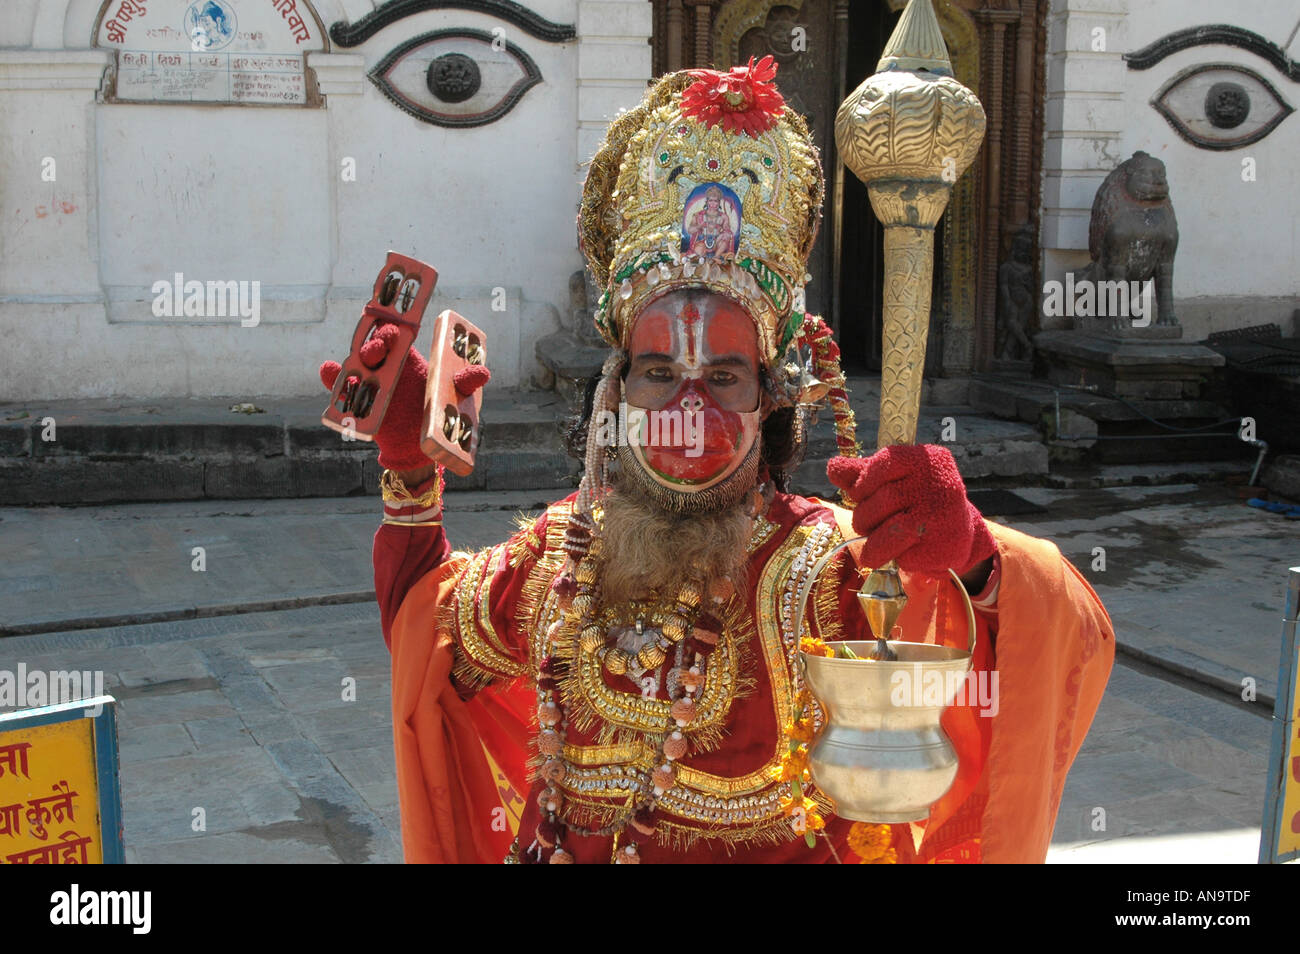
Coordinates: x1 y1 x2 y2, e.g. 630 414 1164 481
665 304 712 377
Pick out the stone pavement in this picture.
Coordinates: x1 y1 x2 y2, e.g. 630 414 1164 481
5 603 403 863
6 481 1287 702
0 490 557 635
1000 483 1295 707
0 482 1292 862
1048 660 1268 863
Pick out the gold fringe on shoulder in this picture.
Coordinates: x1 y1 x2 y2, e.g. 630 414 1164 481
506 513 543 568
811 559 850 643
514 503 571 663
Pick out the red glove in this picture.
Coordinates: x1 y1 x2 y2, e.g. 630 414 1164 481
826 444 995 576
321 323 493 472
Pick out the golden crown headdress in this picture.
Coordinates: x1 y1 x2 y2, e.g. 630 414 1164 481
579 57 825 368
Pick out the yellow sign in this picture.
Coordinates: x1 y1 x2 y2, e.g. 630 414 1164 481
1277 644 1300 858
0 716 104 864
1262 568 1300 863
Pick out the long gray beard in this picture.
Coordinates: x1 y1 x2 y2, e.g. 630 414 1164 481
597 482 756 606
612 435 762 516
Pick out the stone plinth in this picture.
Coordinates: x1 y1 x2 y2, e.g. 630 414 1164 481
535 333 609 402
535 269 613 401
1035 329 1225 400
1263 455 1300 501
1070 322 1182 340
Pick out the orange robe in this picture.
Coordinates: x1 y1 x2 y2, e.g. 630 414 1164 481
384 491 1114 863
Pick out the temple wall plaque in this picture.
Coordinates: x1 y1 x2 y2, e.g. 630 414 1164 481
93 0 327 105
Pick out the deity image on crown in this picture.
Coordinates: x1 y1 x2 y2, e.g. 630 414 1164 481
681 183 741 261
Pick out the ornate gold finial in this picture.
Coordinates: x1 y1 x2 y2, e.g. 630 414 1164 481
835 0 985 447
877 0 954 75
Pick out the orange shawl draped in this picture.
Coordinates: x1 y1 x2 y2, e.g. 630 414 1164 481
388 515 1114 863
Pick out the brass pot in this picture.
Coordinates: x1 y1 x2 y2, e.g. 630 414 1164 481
800 640 971 823
794 538 976 823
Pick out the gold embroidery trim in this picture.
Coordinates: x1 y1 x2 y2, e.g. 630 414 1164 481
380 517 443 528
562 599 742 749
753 518 840 758
675 760 782 795
560 739 781 797
451 645 502 689
520 504 572 667
755 529 808 729
563 741 648 766
506 514 543 568
380 468 443 509
454 548 528 679
556 783 832 851
747 515 779 554
811 558 850 643
476 544 521 665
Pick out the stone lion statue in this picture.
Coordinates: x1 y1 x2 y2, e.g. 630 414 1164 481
1078 150 1179 329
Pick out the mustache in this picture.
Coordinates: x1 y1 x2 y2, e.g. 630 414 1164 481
612 436 761 515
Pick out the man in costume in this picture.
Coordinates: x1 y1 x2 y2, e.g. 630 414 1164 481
320 59 1114 863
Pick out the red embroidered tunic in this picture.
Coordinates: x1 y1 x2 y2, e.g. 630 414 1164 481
376 481 1114 864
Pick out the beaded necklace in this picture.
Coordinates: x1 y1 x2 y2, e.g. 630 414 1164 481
529 488 765 864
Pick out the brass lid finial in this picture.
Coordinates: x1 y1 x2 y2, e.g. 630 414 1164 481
876 0 954 76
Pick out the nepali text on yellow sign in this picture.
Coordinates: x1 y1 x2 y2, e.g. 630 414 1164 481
0 718 102 864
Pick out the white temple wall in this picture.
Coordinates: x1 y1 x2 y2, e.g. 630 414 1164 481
1041 0 1300 340
0 0 653 401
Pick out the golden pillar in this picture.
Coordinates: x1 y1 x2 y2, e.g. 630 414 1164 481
834 0 985 640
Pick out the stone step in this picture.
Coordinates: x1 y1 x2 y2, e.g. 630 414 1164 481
793 400 1050 498
1034 329 1225 401
1042 459 1256 490
0 390 581 505
969 376 1231 425
10 375 1249 504
0 391 576 456
968 375 1253 465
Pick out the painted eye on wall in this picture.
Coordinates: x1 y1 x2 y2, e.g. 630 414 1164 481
369 28 542 127
1151 62 1294 150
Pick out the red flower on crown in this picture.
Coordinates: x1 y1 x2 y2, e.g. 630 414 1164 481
681 55 786 138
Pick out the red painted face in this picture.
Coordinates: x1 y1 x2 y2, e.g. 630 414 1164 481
623 291 763 488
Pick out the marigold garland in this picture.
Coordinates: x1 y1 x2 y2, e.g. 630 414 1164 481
798 635 834 658
787 635 900 860
777 688 822 847
847 822 898 864
778 745 809 783
780 793 825 832
785 711 816 745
